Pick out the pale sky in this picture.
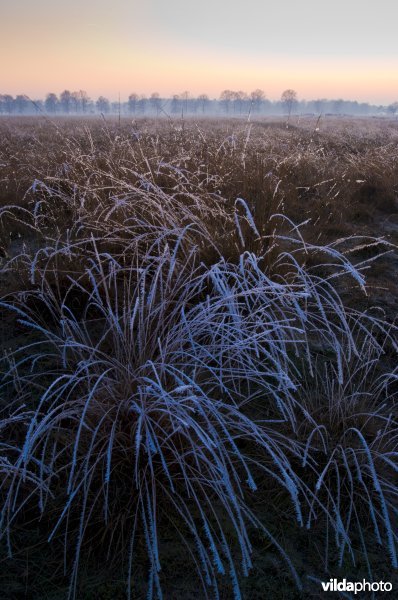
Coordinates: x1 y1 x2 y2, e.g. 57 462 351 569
1 0 398 103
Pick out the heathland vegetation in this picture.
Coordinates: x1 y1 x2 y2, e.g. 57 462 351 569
1 115 398 598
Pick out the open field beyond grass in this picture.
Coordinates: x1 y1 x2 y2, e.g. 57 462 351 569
1 116 398 599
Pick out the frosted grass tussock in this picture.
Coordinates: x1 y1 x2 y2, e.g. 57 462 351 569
298 337 398 574
1 200 397 599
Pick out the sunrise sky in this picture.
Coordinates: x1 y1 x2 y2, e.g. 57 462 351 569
1 0 398 103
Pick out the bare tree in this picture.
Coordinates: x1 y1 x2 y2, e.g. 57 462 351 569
96 96 110 114
79 90 90 114
71 91 80 113
198 94 209 114
220 90 234 114
197 94 209 114
150 93 162 115
128 93 138 114
281 89 298 119
45 93 59 114
15 95 29 114
250 89 265 113
233 91 248 115
60 90 72 114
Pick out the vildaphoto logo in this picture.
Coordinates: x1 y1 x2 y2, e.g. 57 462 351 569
321 579 392 594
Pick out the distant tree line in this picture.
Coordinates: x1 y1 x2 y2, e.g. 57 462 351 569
0 89 397 117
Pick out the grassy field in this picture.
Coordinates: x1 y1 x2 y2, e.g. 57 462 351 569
1 115 398 599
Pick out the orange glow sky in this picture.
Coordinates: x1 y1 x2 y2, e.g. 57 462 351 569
1 0 398 103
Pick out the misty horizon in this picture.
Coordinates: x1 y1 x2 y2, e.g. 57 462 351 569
1 89 398 118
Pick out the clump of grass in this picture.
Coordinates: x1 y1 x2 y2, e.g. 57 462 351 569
296 329 398 574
